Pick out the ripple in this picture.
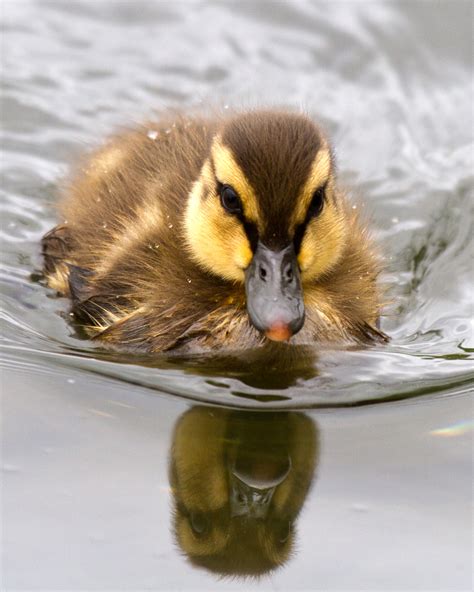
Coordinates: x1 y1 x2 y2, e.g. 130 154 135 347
1 0 472 412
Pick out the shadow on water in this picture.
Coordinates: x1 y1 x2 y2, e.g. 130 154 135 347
165 345 319 391
169 406 318 577
94 343 320 391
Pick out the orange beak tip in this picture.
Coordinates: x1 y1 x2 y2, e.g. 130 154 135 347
264 323 292 342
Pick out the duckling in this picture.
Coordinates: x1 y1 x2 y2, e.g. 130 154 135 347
169 406 318 576
42 109 387 353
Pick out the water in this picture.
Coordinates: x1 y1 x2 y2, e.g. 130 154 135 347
1 1 473 589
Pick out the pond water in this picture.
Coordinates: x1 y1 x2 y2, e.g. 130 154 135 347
1 1 472 590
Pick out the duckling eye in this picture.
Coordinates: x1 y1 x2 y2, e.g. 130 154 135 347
219 184 242 215
308 184 326 218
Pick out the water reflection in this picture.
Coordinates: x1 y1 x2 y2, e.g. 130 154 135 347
68 341 320 391
169 345 319 390
169 407 318 576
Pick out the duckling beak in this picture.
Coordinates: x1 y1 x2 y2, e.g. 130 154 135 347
245 242 305 341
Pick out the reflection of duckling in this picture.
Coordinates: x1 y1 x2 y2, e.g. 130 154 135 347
42 109 387 353
169 406 318 576
168 343 319 390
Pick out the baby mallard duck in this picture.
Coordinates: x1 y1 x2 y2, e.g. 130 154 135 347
42 109 386 353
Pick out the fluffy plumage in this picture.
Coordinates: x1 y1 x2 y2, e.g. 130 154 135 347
42 108 387 353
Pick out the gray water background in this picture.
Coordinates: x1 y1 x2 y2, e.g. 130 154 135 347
1 1 473 590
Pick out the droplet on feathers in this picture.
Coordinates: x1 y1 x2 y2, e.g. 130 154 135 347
147 130 158 140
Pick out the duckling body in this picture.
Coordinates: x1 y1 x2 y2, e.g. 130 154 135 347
42 109 386 353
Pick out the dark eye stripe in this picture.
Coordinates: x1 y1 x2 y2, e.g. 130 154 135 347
294 182 327 253
242 219 258 252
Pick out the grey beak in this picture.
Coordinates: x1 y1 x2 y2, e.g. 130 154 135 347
245 241 305 341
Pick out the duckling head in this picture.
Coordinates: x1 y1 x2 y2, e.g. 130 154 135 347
184 110 348 342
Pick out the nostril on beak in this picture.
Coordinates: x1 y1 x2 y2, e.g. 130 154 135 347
284 263 293 284
259 265 268 282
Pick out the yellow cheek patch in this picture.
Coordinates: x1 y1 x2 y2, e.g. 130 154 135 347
211 138 259 223
184 161 252 282
298 202 347 282
292 145 331 228
235 238 253 270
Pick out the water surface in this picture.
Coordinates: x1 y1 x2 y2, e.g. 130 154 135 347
1 1 473 589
